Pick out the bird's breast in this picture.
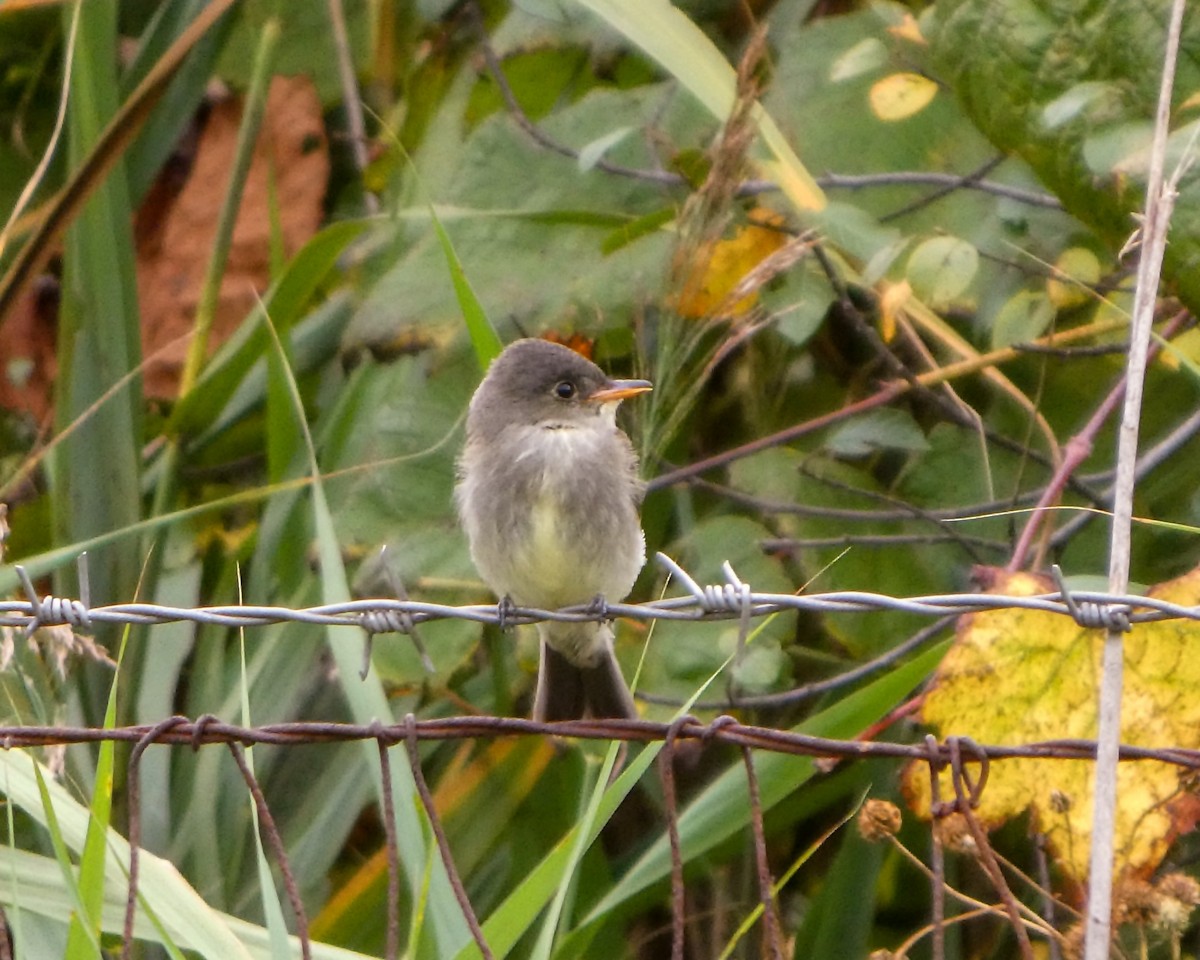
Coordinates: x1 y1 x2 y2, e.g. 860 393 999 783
512 425 643 606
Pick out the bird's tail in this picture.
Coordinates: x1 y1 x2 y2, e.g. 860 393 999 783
533 623 636 720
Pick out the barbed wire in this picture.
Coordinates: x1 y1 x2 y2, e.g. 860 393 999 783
5 714 1200 769
1 553 1191 638
4 551 1198 960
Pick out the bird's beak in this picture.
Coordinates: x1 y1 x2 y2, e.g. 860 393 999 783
587 379 653 403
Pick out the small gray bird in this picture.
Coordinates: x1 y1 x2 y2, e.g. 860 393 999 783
456 338 652 720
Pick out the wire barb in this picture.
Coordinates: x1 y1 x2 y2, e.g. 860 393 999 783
1052 565 1132 632
359 547 435 678
1 563 1196 635
14 564 92 637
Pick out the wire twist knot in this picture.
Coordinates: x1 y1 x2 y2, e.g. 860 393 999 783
360 608 415 636
1053 565 1133 633
16 565 92 636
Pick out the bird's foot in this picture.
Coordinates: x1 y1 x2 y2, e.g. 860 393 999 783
585 594 611 622
497 595 517 631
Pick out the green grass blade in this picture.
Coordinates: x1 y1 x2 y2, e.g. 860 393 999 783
717 794 864 959
451 741 663 960
260 315 472 957
3 751 253 958
0 815 382 957
54 0 143 615
430 212 504 370
238 642 292 960
63 619 130 956
123 1 237 204
32 761 101 956
529 744 621 960
570 0 825 213
0 0 239 329
582 638 949 922
171 219 368 436
177 17 280 399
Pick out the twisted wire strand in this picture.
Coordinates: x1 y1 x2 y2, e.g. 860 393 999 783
1 586 1193 634
0 715 1196 768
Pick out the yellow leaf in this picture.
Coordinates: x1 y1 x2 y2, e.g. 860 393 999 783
1046 247 1102 309
887 12 927 45
904 566 1200 884
878 279 912 343
1159 326 1200 372
869 73 938 122
672 208 788 318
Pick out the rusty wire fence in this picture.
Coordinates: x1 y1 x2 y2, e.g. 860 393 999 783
1 556 1199 960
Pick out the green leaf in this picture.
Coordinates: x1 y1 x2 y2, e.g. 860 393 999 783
931 0 1200 315
577 125 636 171
829 36 887 83
430 211 504 371
990 289 1056 349
54 0 142 618
0 751 253 958
825 408 930 458
905 235 979 309
172 219 368 437
452 741 664 960
261 318 472 959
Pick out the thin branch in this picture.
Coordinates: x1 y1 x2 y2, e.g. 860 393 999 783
1049 401 1200 549
1008 309 1188 571
879 155 1006 221
822 168 1062 209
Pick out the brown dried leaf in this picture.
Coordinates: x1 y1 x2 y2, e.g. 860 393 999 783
136 75 329 398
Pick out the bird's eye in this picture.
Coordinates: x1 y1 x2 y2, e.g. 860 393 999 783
554 381 577 400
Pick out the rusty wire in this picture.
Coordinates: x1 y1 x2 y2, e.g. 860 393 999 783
3 715 1200 767
374 730 401 960
7 698 1197 959
228 741 312 960
84 712 1182 959
403 713 495 960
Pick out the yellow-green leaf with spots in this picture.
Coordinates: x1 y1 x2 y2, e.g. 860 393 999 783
904 566 1200 885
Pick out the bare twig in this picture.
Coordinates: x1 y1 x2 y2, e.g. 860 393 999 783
660 717 690 960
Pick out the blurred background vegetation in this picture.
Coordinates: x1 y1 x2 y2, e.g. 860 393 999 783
1 0 1199 957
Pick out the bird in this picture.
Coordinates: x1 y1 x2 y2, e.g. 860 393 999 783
455 337 652 720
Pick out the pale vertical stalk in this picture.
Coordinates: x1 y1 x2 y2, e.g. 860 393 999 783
1084 1 1187 956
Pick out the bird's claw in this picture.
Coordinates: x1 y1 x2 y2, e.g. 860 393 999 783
497 595 517 631
585 594 611 621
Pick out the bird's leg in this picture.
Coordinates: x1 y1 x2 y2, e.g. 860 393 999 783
585 594 611 624
497 595 517 632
